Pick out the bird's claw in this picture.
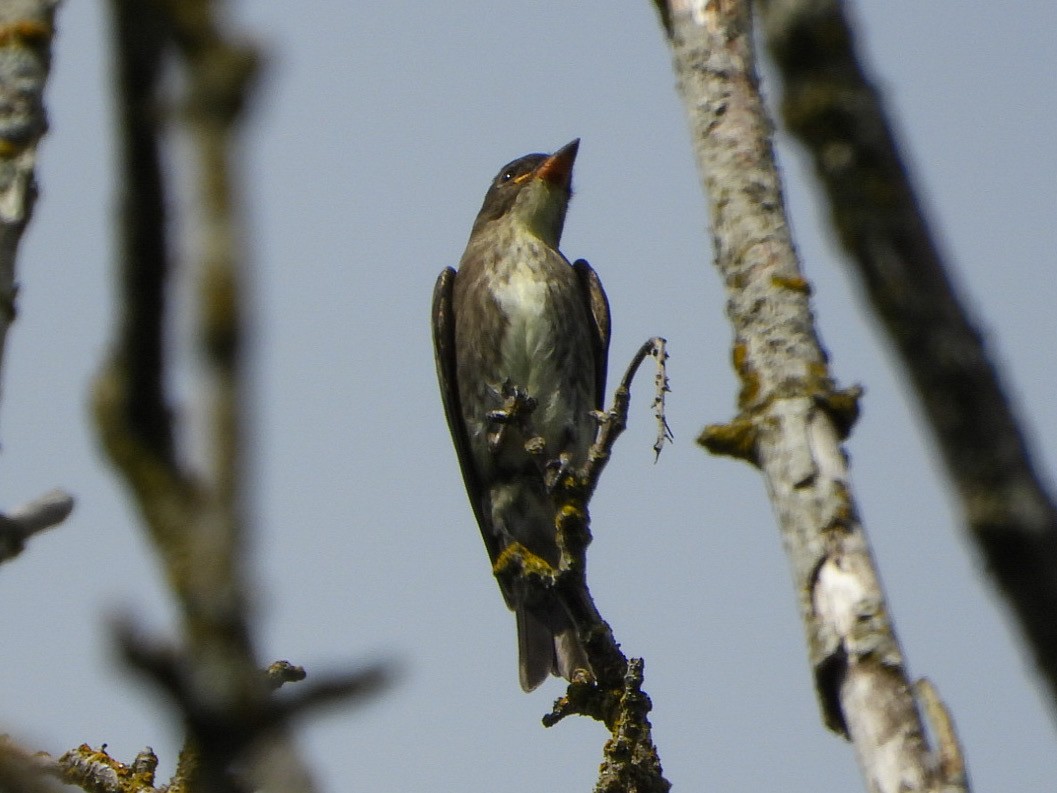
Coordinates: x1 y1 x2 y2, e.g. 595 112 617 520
544 452 573 492
524 435 547 456
487 381 538 451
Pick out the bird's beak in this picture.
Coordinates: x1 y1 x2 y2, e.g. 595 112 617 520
534 138 580 190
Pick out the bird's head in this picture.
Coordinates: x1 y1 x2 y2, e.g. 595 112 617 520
470 139 580 248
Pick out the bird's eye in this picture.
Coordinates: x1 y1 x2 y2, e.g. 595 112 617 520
500 170 515 183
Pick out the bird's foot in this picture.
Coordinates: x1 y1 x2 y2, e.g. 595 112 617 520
524 435 547 457
486 381 537 451
544 451 574 492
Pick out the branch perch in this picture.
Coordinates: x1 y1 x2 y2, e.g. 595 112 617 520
495 337 672 793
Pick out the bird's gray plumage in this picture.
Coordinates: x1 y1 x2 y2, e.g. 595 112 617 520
432 140 610 690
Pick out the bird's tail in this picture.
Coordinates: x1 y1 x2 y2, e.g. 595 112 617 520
516 604 591 692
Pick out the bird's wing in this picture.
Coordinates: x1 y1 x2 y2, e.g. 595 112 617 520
431 267 491 542
572 259 611 408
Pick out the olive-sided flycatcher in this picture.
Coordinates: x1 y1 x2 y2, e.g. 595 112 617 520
432 139 610 691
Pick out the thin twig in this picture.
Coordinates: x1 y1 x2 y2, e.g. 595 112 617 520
584 337 671 496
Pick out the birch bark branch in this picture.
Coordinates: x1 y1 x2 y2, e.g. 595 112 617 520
756 0 1057 715
655 1 967 790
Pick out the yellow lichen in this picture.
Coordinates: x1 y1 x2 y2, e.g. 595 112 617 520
771 274 812 295
0 20 53 47
698 417 759 465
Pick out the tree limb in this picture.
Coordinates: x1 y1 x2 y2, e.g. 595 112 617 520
756 0 1057 716
656 1 968 790
91 3 318 792
0 1 56 391
0 2 76 565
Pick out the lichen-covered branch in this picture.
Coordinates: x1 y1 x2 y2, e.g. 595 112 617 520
0 0 55 386
495 338 671 793
0 1 76 560
656 1 967 791
54 745 163 793
756 0 1057 715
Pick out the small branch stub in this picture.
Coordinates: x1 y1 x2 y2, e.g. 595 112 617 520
0 488 75 563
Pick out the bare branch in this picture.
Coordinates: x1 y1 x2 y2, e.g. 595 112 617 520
117 624 392 734
0 3 76 566
0 487 74 562
756 0 1057 714
584 337 671 496
915 679 968 793
657 0 968 789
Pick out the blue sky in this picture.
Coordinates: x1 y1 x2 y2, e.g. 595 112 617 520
0 2 1054 791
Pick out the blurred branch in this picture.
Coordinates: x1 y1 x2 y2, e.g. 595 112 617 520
0 736 63 793
656 0 968 790
757 0 1057 715
0 487 74 562
91 2 321 792
116 624 392 755
54 745 162 793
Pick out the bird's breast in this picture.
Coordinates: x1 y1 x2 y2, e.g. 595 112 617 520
492 263 555 387
486 240 579 400
456 228 594 468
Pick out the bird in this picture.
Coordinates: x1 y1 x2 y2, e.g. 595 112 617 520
432 139 611 691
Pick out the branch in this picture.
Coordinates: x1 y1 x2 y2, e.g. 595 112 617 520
0 487 74 562
117 623 392 738
0 736 64 793
0 3 76 563
90 3 326 792
756 0 1057 715
0 2 56 390
54 745 162 793
656 1 967 790
495 338 672 792
583 337 671 496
